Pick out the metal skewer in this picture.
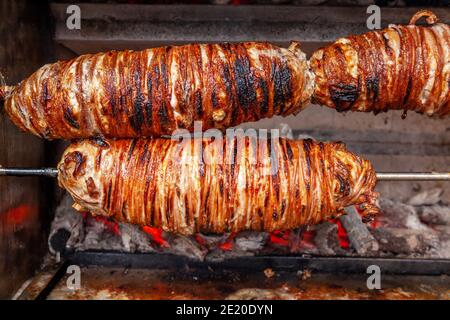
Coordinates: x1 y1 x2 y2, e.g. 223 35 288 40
0 168 58 177
0 167 449 181
376 172 450 181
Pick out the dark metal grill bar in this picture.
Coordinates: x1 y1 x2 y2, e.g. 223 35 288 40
66 251 450 276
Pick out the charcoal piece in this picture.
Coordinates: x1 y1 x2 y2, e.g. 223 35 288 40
119 223 155 253
379 198 429 231
314 222 338 255
370 227 439 255
431 225 450 259
435 225 450 239
340 207 379 255
196 233 230 249
408 188 443 206
288 228 317 254
234 231 268 252
80 216 123 251
48 193 84 254
49 229 71 254
164 235 208 261
418 205 450 226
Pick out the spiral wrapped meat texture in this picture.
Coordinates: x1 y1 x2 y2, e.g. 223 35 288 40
57 137 379 235
310 10 450 116
1 42 314 139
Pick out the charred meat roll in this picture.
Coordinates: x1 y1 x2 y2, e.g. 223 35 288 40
58 137 379 235
1 42 314 139
310 10 450 116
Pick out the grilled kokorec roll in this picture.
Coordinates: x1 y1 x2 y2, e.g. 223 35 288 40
1 42 313 139
58 137 378 235
310 10 450 116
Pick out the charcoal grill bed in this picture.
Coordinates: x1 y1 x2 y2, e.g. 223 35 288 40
15 251 450 300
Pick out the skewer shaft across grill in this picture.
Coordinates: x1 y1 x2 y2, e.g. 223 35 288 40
0 168 449 181
0 168 58 177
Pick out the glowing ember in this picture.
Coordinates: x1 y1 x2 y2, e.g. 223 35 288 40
219 233 236 251
331 219 350 249
269 230 290 247
82 212 120 235
92 215 120 235
298 230 316 249
194 234 206 246
0 204 37 226
142 226 169 248
368 216 380 229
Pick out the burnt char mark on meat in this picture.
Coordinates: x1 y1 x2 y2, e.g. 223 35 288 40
302 139 312 191
160 55 169 88
337 174 351 197
106 182 112 210
42 79 51 103
152 63 162 127
365 77 379 102
329 79 361 112
144 101 152 126
158 101 169 126
230 103 239 126
195 91 203 118
86 177 100 199
64 107 80 129
259 78 269 115
119 91 126 108
64 151 86 178
145 73 153 126
268 138 279 201
127 140 137 162
211 90 219 109
230 142 238 179
184 194 190 226
272 61 292 113
139 141 149 166
267 137 272 159
158 50 169 135
222 63 232 95
272 210 278 221
285 142 294 163
403 77 413 105
130 72 144 133
280 200 286 218
108 58 118 118
219 179 224 195
233 55 256 111
108 76 117 119
130 97 144 132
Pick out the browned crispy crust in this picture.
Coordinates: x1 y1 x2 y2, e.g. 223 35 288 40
310 10 450 116
2 42 313 139
57 137 379 235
